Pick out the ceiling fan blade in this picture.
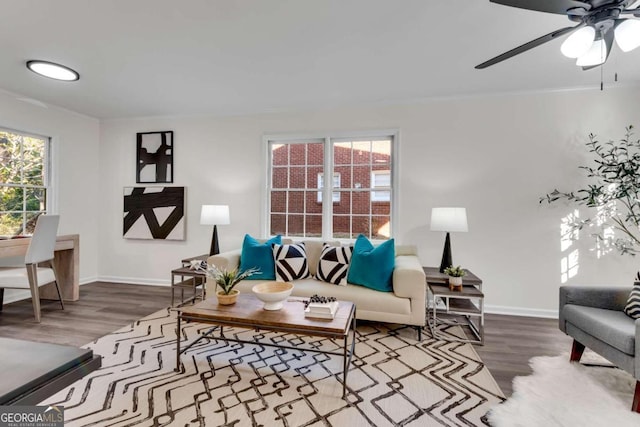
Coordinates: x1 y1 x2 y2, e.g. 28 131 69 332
475 24 583 69
581 26 616 70
489 0 591 15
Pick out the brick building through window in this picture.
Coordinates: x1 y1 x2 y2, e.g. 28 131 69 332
268 135 394 240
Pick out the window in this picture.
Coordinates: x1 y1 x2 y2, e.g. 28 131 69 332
267 132 395 240
371 170 391 202
317 172 341 202
0 128 50 237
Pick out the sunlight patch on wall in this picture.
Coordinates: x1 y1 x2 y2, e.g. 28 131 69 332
560 210 579 252
592 196 616 259
560 210 580 284
561 249 579 283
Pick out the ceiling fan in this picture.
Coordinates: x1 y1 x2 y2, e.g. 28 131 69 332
476 0 640 70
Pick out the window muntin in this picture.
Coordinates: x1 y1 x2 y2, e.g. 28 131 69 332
0 129 49 236
317 172 341 202
268 134 394 240
270 141 324 238
332 138 392 239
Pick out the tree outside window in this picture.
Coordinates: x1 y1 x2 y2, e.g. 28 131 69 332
0 129 49 237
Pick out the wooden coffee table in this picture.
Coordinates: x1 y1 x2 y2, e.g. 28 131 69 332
175 294 357 398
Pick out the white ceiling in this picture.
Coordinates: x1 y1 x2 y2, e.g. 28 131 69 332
1 0 639 119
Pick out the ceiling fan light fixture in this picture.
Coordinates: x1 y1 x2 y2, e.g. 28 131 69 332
614 19 640 52
576 38 608 67
26 60 79 81
561 26 596 58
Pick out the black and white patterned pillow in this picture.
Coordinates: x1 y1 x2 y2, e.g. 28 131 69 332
624 282 640 319
272 243 310 282
316 244 353 286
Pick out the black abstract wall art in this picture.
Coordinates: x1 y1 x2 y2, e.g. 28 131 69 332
136 131 173 183
123 186 185 240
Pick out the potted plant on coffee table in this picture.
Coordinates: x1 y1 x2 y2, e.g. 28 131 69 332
444 265 466 291
199 264 260 305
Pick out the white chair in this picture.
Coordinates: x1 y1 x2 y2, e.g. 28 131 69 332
0 215 64 322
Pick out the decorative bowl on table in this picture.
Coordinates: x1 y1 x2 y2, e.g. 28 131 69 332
252 282 294 311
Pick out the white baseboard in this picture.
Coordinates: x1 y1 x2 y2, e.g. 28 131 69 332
80 276 98 285
485 304 558 319
97 276 171 287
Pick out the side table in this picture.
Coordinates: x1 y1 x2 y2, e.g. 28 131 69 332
171 254 209 307
423 267 484 345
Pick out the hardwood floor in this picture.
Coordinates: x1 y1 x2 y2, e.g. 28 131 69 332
0 282 172 347
477 313 572 396
0 282 572 397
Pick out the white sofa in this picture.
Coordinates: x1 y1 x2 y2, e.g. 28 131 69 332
206 240 426 334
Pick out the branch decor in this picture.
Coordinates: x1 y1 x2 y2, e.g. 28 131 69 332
541 126 640 255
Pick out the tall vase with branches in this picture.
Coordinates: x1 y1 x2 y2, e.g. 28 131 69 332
541 125 640 257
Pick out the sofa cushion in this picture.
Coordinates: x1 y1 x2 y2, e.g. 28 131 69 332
233 278 411 317
272 242 310 282
624 282 640 319
563 304 636 355
347 234 395 292
316 244 353 286
239 234 281 280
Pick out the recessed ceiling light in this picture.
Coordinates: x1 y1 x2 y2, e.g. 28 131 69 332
26 60 79 81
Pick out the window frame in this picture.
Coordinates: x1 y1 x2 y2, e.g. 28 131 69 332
263 129 399 241
0 126 52 237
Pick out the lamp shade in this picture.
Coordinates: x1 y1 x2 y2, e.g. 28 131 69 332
430 207 468 232
560 26 596 58
576 38 607 67
200 205 230 225
615 19 640 53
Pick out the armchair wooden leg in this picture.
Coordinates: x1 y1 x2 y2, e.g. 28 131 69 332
570 339 585 362
26 264 41 323
633 381 640 413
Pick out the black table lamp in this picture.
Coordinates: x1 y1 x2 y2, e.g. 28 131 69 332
200 205 230 256
430 207 468 273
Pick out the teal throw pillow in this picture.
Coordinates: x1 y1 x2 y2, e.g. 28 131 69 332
347 234 395 292
239 234 282 280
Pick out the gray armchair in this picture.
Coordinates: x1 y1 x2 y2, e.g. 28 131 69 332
559 285 639 412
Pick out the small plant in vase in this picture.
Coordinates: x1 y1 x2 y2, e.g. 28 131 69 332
444 265 466 291
198 264 260 305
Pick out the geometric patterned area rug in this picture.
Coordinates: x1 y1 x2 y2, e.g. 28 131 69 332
42 308 504 426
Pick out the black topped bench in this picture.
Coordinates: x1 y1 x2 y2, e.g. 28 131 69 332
0 337 101 405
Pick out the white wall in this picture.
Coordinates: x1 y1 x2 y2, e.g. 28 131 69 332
98 87 640 316
0 89 101 302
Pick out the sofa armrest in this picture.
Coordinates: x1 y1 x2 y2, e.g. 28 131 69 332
393 255 425 298
393 255 426 326
559 285 631 332
207 249 241 271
